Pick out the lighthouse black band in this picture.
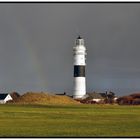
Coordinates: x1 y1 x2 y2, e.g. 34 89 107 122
74 65 85 77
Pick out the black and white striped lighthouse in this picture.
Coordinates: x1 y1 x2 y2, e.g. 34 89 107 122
73 36 87 99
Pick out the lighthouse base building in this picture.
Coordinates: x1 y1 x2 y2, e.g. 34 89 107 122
73 36 87 99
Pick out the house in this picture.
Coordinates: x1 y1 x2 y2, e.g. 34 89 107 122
86 92 107 103
0 93 13 104
78 91 116 104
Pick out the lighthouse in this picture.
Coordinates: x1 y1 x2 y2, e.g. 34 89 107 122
73 36 87 99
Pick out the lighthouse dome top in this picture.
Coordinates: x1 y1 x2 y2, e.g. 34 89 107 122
76 35 84 46
77 35 82 39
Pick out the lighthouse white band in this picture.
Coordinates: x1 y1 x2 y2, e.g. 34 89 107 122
73 77 86 99
74 55 86 65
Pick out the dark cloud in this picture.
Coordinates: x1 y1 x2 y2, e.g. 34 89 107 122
0 3 140 96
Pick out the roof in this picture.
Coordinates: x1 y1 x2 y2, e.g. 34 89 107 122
87 93 107 99
0 93 9 100
100 93 107 98
77 35 82 39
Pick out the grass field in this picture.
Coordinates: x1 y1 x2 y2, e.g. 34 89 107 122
0 104 140 137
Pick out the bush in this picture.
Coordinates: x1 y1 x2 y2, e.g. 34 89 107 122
117 93 140 105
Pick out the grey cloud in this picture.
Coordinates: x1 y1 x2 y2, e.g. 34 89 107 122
0 3 140 96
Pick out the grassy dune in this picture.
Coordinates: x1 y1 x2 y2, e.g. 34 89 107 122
0 104 140 137
9 92 79 105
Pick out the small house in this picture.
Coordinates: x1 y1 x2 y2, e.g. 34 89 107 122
0 93 13 104
86 92 107 103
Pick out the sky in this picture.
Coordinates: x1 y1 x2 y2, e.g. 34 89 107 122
0 3 140 96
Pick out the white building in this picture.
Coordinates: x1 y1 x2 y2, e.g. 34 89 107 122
0 93 13 104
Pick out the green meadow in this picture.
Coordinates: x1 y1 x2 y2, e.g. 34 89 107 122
0 104 140 137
